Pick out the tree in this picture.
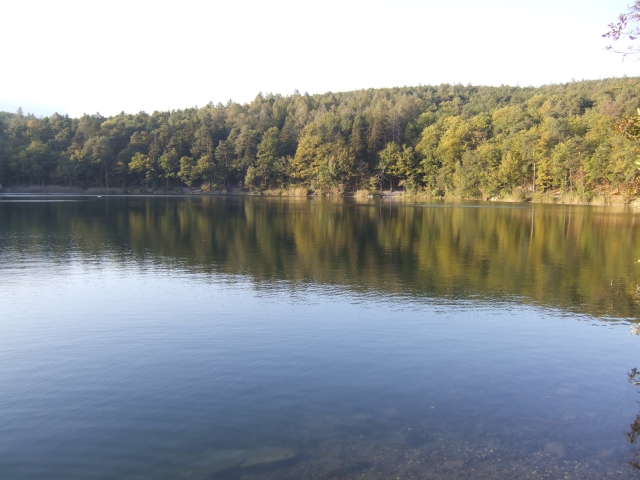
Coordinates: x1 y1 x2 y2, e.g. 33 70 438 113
416 124 443 193
158 149 180 191
292 128 354 193
234 126 259 172
193 126 217 190
604 6 640 179
85 136 113 190
0 79 637 200
129 152 154 187
215 140 235 188
68 150 88 188
178 156 199 192
25 140 50 187
604 1 640 60
197 156 216 191
395 146 418 192
378 143 402 192
250 127 280 190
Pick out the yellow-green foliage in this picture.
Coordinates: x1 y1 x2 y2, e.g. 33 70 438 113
1 78 640 199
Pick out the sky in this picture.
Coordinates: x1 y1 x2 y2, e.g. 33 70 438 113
0 0 634 117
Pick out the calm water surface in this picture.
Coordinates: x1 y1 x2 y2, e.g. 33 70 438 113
1 195 640 479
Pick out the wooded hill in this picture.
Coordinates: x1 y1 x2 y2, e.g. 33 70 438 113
1 78 639 200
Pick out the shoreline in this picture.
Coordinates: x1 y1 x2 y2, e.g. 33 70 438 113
1 187 637 207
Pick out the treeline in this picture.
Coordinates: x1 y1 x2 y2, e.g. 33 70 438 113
1 78 640 198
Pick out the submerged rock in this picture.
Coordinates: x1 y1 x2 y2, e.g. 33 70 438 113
194 449 249 474
240 447 297 467
543 441 566 458
443 459 465 469
185 446 296 477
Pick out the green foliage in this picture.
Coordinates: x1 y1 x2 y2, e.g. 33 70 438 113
178 156 198 187
378 143 418 192
159 149 180 189
248 126 281 191
1 78 639 197
129 152 155 186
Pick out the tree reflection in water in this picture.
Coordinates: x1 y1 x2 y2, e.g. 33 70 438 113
3 196 640 320
627 367 640 469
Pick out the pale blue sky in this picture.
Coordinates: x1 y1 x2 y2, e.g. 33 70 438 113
0 0 633 117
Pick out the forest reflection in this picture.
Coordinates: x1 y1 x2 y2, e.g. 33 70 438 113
2 195 640 320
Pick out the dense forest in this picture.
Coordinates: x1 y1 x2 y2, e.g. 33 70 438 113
1 78 640 201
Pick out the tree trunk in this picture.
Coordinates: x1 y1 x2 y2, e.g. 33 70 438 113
533 163 536 192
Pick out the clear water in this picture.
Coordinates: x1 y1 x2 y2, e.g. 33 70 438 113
1 195 640 479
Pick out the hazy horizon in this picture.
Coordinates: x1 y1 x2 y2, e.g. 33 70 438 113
1 0 632 118
1 75 634 118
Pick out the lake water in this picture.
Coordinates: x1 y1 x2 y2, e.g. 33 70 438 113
2 195 640 479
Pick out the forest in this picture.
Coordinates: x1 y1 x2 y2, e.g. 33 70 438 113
1 77 639 201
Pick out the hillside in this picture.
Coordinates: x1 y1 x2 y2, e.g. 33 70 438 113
1 78 639 202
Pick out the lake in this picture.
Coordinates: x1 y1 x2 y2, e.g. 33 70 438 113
1 195 640 479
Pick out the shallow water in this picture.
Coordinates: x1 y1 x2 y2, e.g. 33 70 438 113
1 195 640 479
